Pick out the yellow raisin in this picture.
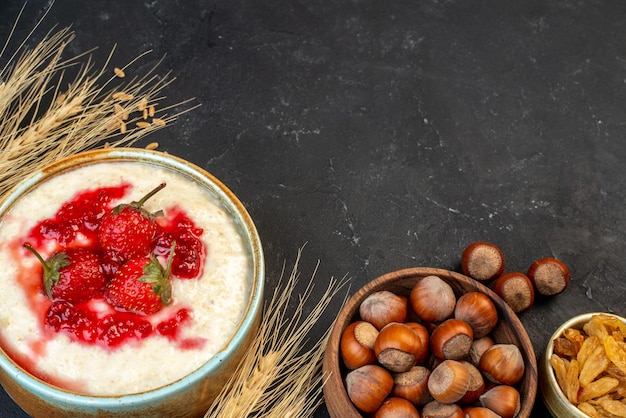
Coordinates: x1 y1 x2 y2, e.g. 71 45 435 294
579 377 619 403
554 336 578 359
578 402 600 417
551 353 569 394
604 336 626 376
579 345 610 386
596 314 626 335
565 328 586 351
578 336 602 370
566 358 580 404
597 397 626 417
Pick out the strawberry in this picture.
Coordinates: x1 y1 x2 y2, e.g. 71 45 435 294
97 183 166 264
105 244 175 315
23 243 107 303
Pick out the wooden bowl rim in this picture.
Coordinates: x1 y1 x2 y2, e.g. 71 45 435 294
323 266 538 418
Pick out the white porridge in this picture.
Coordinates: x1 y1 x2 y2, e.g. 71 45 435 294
0 161 252 396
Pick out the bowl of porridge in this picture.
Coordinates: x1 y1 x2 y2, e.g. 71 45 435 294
0 148 264 417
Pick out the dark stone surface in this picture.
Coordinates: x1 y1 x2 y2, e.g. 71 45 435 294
1 0 626 416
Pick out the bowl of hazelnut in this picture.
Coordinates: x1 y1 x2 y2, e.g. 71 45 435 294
322 267 538 418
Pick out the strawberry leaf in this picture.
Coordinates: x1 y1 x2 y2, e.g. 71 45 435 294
43 252 70 297
23 243 70 299
139 256 172 306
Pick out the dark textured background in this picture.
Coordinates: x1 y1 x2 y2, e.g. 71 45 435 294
1 1 626 416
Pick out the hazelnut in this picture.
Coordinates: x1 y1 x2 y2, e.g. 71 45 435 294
421 400 464 418
405 322 430 364
468 335 495 367
427 359 470 404
392 366 432 406
461 242 505 282
462 406 502 418
458 361 485 405
478 384 521 418
410 275 456 323
454 291 498 338
491 272 535 313
359 290 408 330
374 397 420 418
527 257 570 296
345 364 394 414
374 322 425 372
430 318 474 360
478 343 525 385
340 321 379 370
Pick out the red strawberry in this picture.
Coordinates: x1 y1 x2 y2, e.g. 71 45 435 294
97 183 166 264
23 243 107 303
105 245 174 315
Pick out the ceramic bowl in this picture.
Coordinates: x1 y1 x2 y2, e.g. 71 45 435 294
322 267 538 417
0 148 264 418
540 312 626 418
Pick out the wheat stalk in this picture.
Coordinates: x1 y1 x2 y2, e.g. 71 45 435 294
0 10 198 198
206 249 348 418
1 8 347 418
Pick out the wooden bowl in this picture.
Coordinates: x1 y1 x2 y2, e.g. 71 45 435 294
322 267 538 417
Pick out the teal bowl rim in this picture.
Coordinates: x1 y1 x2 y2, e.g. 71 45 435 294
0 148 265 411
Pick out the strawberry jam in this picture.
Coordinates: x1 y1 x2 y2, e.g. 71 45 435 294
154 206 205 279
22 183 207 349
27 185 129 249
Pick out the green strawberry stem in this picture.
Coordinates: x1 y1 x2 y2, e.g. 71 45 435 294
114 182 166 217
23 243 67 299
131 182 166 209
23 243 50 272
